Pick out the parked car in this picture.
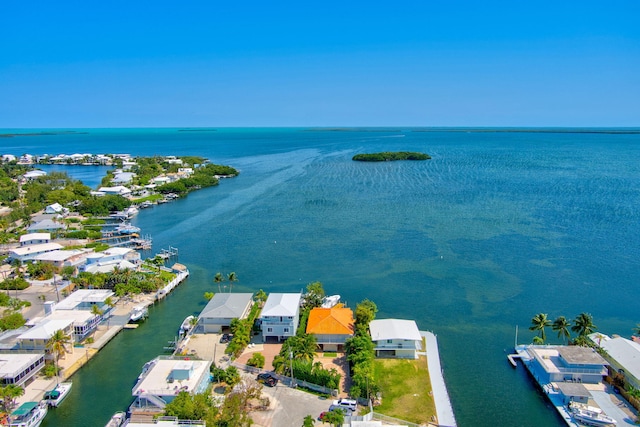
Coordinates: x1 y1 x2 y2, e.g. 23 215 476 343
256 372 278 387
331 398 357 411
219 334 231 343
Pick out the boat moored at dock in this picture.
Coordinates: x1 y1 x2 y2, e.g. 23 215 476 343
180 315 195 333
43 382 72 407
104 411 126 427
129 305 149 322
8 401 48 427
569 402 617 426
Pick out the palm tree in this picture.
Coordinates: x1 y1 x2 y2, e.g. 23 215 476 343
46 329 72 362
552 316 571 344
214 272 223 293
227 272 237 292
0 384 24 412
104 297 115 327
633 324 640 337
529 313 551 343
572 312 596 337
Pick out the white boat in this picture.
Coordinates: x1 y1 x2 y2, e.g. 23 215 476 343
321 295 341 308
105 411 126 427
570 402 617 426
43 381 72 407
129 305 148 322
180 315 195 332
8 401 48 427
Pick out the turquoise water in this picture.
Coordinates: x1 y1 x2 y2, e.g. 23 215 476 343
5 128 639 426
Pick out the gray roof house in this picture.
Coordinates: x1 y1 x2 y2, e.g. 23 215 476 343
369 318 423 359
198 293 254 333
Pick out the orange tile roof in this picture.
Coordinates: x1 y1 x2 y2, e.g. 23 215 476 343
306 306 355 335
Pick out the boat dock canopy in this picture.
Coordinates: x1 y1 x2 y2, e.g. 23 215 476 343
12 401 39 415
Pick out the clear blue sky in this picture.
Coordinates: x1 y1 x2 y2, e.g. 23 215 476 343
1 1 638 127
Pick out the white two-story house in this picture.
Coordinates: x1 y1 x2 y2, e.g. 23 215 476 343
369 318 423 359
260 293 302 343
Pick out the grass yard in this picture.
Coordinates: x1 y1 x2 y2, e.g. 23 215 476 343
373 356 436 425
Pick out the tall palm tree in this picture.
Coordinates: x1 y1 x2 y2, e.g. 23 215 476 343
227 272 237 293
529 313 551 343
46 329 72 362
552 316 571 344
572 312 596 337
214 272 223 293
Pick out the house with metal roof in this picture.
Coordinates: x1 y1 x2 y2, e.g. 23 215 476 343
0 353 46 386
19 233 51 246
369 319 423 359
260 293 302 342
27 219 66 233
306 305 354 352
9 243 64 262
197 293 254 333
589 333 640 390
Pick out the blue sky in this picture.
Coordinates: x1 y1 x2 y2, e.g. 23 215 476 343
1 1 638 127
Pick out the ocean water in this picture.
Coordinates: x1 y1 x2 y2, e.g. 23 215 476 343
4 128 640 427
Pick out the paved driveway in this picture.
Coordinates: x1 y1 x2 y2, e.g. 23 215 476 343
249 376 334 427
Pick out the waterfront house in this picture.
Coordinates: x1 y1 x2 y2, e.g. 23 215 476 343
17 317 76 351
113 171 136 184
54 289 115 315
525 345 608 384
260 293 302 342
589 333 640 390
130 357 212 413
27 219 66 233
97 186 132 196
197 293 253 333
83 247 141 269
1 154 17 162
0 353 46 386
9 243 63 263
306 305 355 352
34 249 90 269
369 319 422 359
19 233 51 246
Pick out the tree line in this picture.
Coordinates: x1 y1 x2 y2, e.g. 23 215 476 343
529 312 596 346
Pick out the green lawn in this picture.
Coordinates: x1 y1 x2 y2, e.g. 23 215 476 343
373 356 436 425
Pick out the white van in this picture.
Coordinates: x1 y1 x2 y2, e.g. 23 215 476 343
331 398 357 411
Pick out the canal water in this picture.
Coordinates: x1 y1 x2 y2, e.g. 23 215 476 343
14 128 638 427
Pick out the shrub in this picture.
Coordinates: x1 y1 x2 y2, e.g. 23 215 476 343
247 353 265 369
0 278 29 290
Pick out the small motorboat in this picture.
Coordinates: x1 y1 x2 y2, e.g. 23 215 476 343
180 315 195 332
43 382 72 407
129 305 148 322
105 411 126 427
321 295 341 308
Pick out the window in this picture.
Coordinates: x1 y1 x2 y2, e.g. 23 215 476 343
267 327 273 333
387 339 393 344
284 328 290 333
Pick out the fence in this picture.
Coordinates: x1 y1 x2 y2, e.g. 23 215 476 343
232 361 338 396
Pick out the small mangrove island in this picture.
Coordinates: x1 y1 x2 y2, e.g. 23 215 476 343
352 151 431 162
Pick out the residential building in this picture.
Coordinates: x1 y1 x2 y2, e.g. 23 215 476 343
130 357 211 413
306 305 354 352
0 353 46 386
45 203 68 215
197 293 253 333
34 249 90 269
19 233 51 246
27 219 66 233
9 243 63 263
369 319 423 359
260 293 302 342
524 345 608 384
589 333 640 390
96 186 132 196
